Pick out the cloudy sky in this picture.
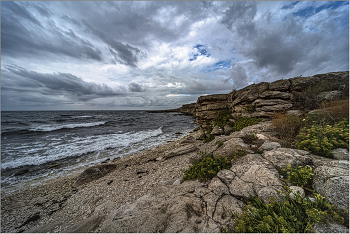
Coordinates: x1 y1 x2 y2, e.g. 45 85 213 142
1 1 349 111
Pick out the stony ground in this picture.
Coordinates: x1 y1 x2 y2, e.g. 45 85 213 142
2 120 348 233
1 128 206 233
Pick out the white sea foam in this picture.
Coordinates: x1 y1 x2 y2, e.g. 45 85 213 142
30 121 106 132
1 126 164 170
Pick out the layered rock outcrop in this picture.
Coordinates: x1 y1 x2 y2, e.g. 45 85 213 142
176 71 349 128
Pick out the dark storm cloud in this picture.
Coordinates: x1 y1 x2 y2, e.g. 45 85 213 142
220 1 349 78
3 66 127 100
83 22 143 67
1 2 102 62
128 82 147 92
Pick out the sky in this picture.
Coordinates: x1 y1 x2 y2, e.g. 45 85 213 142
1 1 349 111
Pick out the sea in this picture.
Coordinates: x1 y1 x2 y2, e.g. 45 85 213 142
1 110 198 191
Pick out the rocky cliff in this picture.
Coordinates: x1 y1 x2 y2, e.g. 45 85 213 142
178 71 349 128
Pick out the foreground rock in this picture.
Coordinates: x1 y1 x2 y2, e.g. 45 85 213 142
73 164 117 187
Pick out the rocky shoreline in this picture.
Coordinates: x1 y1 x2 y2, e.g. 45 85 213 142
2 71 349 233
1 120 349 233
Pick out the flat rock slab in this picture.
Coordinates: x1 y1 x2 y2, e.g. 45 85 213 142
164 144 197 159
100 180 242 233
73 164 117 187
262 148 312 170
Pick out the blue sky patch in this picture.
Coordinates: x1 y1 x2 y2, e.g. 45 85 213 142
189 44 210 61
293 1 348 19
281 1 300 10
201 59 232 72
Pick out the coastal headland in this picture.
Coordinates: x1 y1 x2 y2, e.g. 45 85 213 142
1 71 349 233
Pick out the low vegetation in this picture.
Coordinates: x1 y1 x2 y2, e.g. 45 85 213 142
217 141 223 147
296 119 349 158
182 149 248 182
231 149 249 160
243 104 256 113
272 99 349 156
213 109 232 128
231 117 263 132
181 152 231 182
281 164 313 191
200 133 215 143
227 191 345 233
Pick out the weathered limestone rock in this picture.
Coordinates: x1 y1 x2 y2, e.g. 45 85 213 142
288 186 305 199
101 180 235 233
23 221 62 233
289 75 321 91
262 148 312 170
258 142 281 151
213 138 249 158
257 186 280 204
73 164 117 187
313 222 349 233
180 136 196 144
197 94 228 103
212 195 244 225
211 126 224 135
217 170 236 186
253 99 291 107
332 148 349 160
313 161 349 211
224 124 233 135
259 91 293 99
229 177 255 199
208 177 229 196
164 144 197 159
240 165 283 187
65 215 106 233
268 79 291 91
256 103 293 112
317 90 343 101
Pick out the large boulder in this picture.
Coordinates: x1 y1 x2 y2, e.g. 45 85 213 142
73 164 117 187
312 160 349 211
213 138 249 158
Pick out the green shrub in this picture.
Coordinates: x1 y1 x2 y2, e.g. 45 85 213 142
232 117 263 132
231 191 345 233
242 132 258 144
281 164 313 190
217 141 223 147
244 104 256 113
231 149 249 160
296 119 349 158
181 152 231 182
201 133 215 143
213 109 232 128
207 126 213 134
